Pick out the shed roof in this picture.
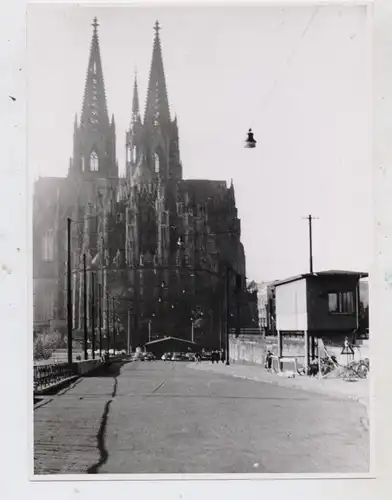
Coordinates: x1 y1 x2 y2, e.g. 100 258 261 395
145 336 198 346
273 270 368 287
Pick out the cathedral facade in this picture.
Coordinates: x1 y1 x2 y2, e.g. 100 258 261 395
33 19 258 349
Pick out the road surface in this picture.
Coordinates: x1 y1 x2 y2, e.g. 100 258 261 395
34 360 369 474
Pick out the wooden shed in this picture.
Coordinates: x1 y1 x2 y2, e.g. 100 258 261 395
274 270 368 368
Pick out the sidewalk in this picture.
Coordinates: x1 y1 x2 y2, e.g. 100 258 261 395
188 362 370 412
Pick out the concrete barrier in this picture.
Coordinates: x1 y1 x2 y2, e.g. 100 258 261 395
72 359 102 375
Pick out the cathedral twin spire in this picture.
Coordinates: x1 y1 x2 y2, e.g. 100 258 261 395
143 21 171 129
81 17 109 130
74 18 177 182
130 20 171 133
80 17 170 132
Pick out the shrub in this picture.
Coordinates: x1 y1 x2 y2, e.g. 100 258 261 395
33 330 62 360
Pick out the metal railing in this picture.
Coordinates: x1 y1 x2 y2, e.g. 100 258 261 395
33 362 74 392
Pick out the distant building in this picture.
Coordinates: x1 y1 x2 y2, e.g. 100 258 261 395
33 19 258 348
274 270 368 364
256 281 277 336
145 336 202 358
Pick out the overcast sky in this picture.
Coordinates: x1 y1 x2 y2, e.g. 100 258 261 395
27 4 371 283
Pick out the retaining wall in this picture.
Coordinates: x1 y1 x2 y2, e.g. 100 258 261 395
229 335 370 366
72 359 102 375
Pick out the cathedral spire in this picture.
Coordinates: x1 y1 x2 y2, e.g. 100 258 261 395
144 21 171 129
132 72 141 124
80 17 109 129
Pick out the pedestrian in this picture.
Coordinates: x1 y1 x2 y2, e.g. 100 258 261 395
220 350 225 363
265 350 273 371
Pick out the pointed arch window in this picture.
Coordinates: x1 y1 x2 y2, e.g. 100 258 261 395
90 151 99 171
132 146 137 163
42 229 54 262
81 155 85 172
154 153 160 174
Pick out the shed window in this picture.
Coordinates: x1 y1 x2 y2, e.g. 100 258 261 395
328 291 354 314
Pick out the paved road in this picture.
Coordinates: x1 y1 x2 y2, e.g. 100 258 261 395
34 360 369 474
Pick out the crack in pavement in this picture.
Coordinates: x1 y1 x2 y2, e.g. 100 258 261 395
152 380 166 394
86 371 119 474
87 362 175 473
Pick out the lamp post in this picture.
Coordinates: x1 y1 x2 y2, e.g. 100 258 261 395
225 266 230 365
83 253 88 360
112 297 116 354
66 218 73 365
98 283 102 357
127 308 131 355
106 291 110 354
91 271 95 359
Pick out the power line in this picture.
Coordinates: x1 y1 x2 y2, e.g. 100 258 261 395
250 6 319 130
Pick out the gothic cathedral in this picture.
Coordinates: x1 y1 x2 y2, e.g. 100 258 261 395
33 19 258 349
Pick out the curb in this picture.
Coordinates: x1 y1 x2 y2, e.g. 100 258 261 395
188 363 369 411
34 375 79 397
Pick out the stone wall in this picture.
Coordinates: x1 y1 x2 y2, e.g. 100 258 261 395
229 335 280 366
229 335 370 366
72 359 102 375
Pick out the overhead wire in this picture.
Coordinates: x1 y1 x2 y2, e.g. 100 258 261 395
249 6 319 132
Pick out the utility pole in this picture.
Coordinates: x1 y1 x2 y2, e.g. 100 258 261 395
127 309 131 355
302 214 319 274
106 292 110 355
191 318 194 343
225 266 230 365
148 319 152 343
98 283 102 357
67 218 73 366
91 272 95 360
83 253 88 360
112 297 116 354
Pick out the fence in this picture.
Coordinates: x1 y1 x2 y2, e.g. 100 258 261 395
33 362 74 391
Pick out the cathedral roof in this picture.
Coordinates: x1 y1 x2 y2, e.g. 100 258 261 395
179 179 229 202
